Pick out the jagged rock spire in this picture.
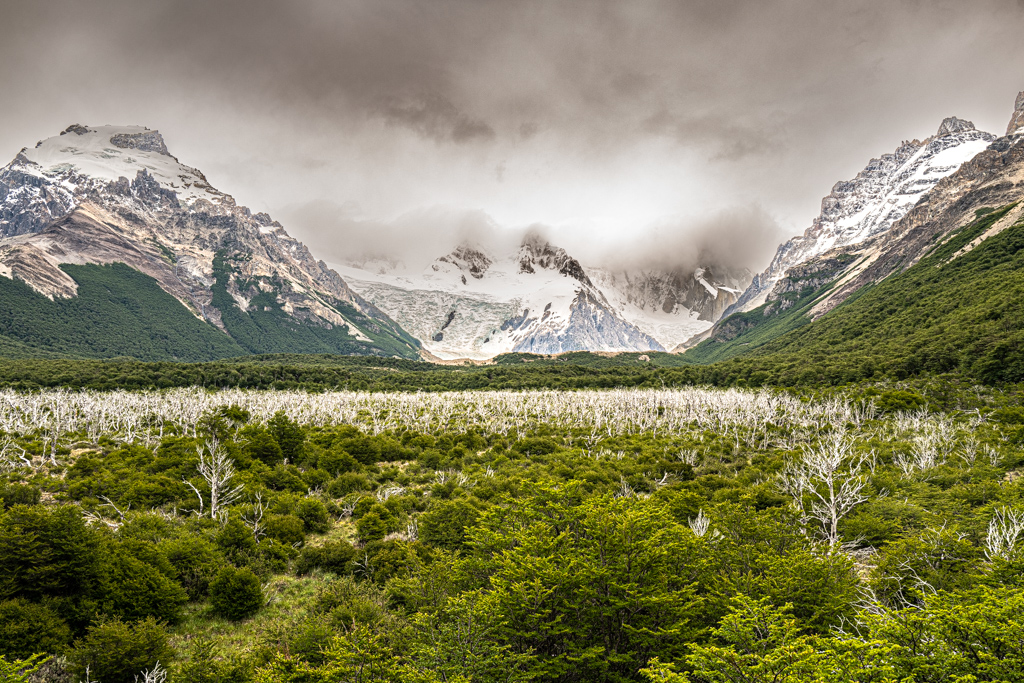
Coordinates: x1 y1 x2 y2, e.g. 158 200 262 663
936 116 975 137
1007 91 1024 136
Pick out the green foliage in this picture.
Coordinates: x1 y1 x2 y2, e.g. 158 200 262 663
176 637 252 683
210 566 264 621
0 654 49 683
158 535 223 600
418 498 479 551
295 498 331 533
268 411 305 462
0 262 244 361
467 485 704 682
105 547 188 623
2 384 1024 681
295 540 357 576
0 504 105 628
265 514 306 545
0 598 71 659
69 617 173 683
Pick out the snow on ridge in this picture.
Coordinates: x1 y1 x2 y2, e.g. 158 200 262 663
18 125 224 205
731 121 996 314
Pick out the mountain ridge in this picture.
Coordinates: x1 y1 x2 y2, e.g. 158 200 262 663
0 124 420 360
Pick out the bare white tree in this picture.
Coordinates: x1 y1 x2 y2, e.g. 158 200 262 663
134 661 167 683
182 440 243 520
242 491 267 543
779 431 869 547
985 507 1024 561
688 508 716 538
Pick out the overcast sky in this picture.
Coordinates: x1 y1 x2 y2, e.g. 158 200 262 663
2 0 1023 272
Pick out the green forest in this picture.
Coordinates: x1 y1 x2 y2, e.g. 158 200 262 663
1 384 1023 682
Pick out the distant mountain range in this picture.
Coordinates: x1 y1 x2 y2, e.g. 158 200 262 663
333 235 749 359
0 89 1022 365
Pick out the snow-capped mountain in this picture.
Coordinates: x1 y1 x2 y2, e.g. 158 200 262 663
730 117 996 313
589 266 750 351
0 124 419 358
334 234 661 359
335 233 749 359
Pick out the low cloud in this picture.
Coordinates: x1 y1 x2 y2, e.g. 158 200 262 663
281 200 786 276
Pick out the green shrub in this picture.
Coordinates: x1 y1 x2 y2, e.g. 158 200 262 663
419 499 480 551
268 411 305 462
175 637 251 683
327 472 370 497
319 448 360 476
296 498 331 534
157 536 223 600
266 514 305 545
69 617 172 683
356 511 388 544
242 427 283 466
210 566 264 621
0 598 71 659
105 550 188 623
0 504 105 629
216 516 257 559
295 540 356 576
0 484 40 509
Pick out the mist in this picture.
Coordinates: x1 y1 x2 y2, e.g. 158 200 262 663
281 200 787 275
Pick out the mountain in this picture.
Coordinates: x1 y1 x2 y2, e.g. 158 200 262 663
725 116 996 317
334 233 749 359
589 265 750 350
0 124 419 360
681 92 1024 382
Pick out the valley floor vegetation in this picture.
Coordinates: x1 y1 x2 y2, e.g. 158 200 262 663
0 385 1023 682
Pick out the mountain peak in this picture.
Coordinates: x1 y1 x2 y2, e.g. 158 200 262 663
1007 91 1024 136
936 116 975 137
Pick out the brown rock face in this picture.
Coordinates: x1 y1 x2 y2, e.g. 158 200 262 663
1007 91 1024 136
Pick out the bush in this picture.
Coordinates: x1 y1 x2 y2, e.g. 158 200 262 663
157 536 223 600
266 514 305 545
175 637 251 683
69 617 172 683
328 472 370 497
216 516 257 560
319 448 360 476
295 540 357 576
268 411 305 461
105 550 188 623
0 484 40 509
356 511 388 544
242 427 283 466
419 499 480 551
0 505 104 605
209 566 264 621
296 498 331 534
0 598 71 659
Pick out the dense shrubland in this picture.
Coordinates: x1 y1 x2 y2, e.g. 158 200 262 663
0 385 1022 682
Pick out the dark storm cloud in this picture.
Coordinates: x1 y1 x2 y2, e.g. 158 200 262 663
2 0 1024 273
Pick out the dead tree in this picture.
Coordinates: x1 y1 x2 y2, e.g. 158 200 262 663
779 431 868 547
183 439 243 521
